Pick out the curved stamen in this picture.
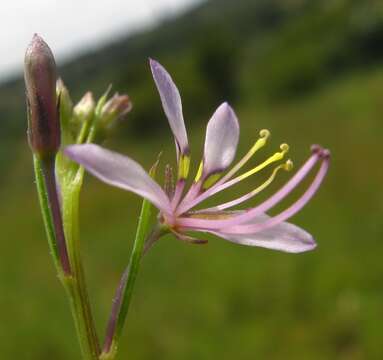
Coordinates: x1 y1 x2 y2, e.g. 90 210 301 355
178 129 272 211
221 152 330 234
177 130 271 211
201 160 293 212
176 146 323 229
230 143 289 184
218 129 270 185
176 143 289 215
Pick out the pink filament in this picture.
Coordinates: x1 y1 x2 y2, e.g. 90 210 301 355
171 179 186 209
177 150 288 215
177 180 202 210
176 151 322 230
221 156 329 234
176 172 243 215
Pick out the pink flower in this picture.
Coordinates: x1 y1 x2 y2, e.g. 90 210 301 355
65 59 330 253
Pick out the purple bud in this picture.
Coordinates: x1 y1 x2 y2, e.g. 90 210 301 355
24 34 60 157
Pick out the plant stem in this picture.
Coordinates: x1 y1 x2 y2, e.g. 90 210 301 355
34 155 100 359
100 201 163 359
62 168 101 359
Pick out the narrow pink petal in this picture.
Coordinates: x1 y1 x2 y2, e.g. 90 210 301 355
176 150 321 228
150 59 189 154
202 103 239 178
65 144 172 214
210 214 316 253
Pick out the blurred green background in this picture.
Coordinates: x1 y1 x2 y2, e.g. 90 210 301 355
1 0 383 358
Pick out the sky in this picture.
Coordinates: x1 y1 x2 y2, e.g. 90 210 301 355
0 0 201 81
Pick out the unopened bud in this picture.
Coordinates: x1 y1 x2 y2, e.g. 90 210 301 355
100 93 132 126
74 92 95 123
24 34 60 157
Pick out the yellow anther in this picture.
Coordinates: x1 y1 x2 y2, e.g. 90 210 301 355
280 143 289 153
248 129 271 155
266 143 289 163
259 129 270 139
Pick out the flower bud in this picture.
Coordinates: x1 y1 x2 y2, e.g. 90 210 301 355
24 34 60 158
100 93 132 127
74 92 95 123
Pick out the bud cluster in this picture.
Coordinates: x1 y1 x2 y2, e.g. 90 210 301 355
24 34 132 153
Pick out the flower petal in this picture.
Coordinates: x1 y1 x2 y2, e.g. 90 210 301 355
202 102 239 177
211 214 316 253
150 59 189 154
64 144 171 214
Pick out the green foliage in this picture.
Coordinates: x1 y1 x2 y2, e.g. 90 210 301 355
241 0 383 100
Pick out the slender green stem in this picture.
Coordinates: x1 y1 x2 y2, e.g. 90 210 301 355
100 199 163 359
35 154 100 359
62 169 101 359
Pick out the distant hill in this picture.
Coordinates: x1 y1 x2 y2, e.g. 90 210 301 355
1 0 382 163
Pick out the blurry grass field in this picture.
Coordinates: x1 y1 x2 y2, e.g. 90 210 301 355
0 62 382 359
